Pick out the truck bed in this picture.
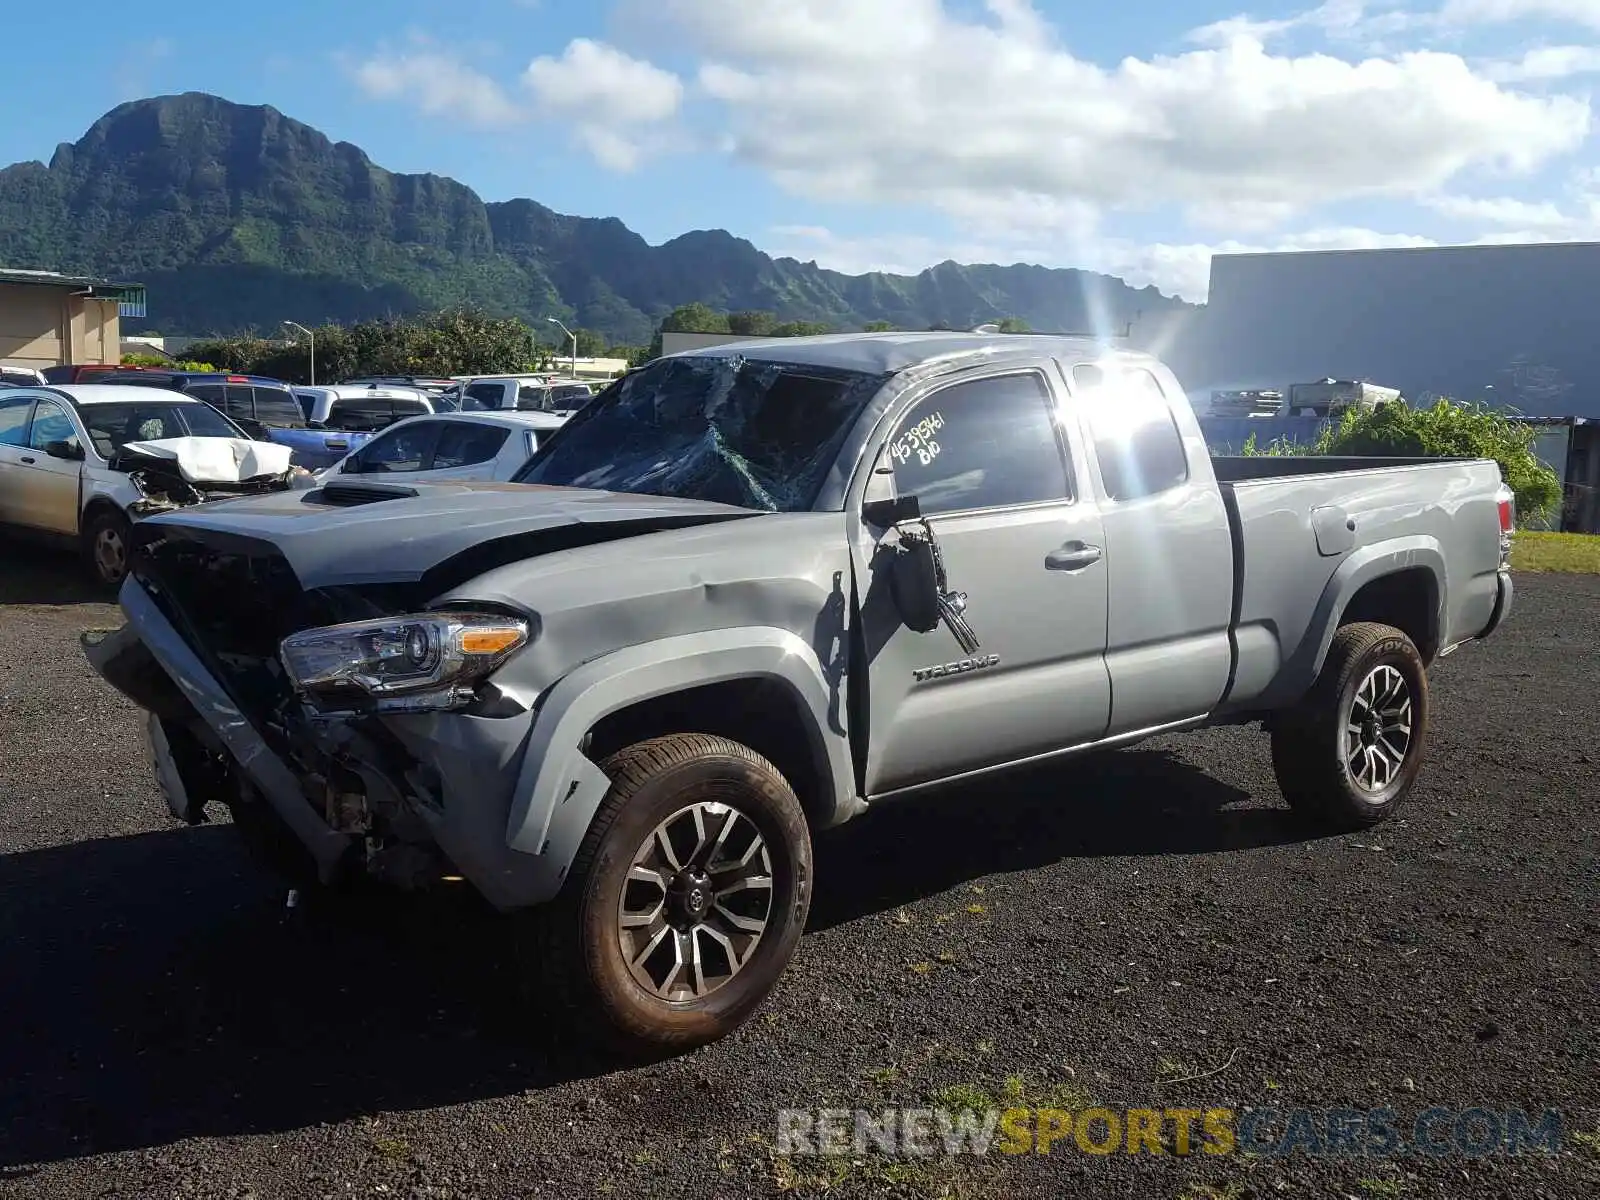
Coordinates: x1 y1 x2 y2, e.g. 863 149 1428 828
1215 456 1507 714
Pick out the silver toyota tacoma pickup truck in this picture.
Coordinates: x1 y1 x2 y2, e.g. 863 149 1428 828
85 332 1516 1054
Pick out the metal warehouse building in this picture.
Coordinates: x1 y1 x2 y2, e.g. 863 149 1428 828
1168 242 1600 419
0 267 146 372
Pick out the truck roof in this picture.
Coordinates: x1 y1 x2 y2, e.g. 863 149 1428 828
669 330 1154 376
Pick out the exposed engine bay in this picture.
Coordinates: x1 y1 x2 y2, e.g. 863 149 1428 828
111 436 302 517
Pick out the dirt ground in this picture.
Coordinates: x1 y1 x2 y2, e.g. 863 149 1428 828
1 546 1596 1199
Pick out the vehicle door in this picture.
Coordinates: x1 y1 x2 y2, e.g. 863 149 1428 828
12 396 86 534
0 393 39 525
1066 361 1234 734
422 420 513 482
336 419 442 477
850 365 1112 796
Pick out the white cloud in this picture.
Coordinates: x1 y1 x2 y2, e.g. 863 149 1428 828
349 36 682 167
1485 43 1600 79
1438 0 1600 28
523 39 684 170
352 44 526 129
635 0 1589 240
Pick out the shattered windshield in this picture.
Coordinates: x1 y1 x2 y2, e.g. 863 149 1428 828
513 356 888 511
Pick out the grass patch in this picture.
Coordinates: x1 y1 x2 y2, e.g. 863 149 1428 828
1357 1177 1405 1198
932 1074 1095 1116
1180 1185 1246 1200
1511 531 1600 573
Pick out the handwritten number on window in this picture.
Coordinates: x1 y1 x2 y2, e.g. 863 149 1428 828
891 411 945 467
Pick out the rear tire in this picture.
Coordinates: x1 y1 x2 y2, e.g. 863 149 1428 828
1270 622 1430 831
521 733 812 1058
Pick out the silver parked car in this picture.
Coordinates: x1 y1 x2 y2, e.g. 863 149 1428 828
0 384 299 585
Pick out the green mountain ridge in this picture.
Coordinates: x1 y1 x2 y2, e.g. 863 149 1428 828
0 92 1197 344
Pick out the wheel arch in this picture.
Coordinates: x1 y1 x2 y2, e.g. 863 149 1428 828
504 627 860 903
1272 538 1446 709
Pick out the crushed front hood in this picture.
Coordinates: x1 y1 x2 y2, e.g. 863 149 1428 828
130 481 761 590
118 436 293 483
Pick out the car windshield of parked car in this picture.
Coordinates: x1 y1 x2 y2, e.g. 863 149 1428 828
80 401 245 458
513 355 888 511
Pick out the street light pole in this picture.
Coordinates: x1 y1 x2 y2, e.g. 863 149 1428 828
282 320 315 385
546 316 577 378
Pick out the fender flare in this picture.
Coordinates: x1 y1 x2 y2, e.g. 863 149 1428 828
1286 536 1446 693
503 627 857 887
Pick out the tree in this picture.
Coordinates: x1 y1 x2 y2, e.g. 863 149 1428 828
186 309 540 383
863 320 894 332
997 317 1031 333
1241 399 1562 525
660 303 731 334
728 310 777 336
769 320 834 337
572 328 609 358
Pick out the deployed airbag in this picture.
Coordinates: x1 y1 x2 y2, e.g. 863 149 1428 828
120 437 293 483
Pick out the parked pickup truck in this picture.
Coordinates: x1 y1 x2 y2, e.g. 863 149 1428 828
86 332 1515 1055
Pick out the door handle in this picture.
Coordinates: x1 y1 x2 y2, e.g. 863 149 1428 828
19 456 35 464
1045 541 1102 571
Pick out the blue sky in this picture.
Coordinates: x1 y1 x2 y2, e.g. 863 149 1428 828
5 0 1600 300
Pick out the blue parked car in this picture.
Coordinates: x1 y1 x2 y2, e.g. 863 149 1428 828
96 371 364 469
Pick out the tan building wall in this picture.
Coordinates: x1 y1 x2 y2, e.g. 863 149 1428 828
0 284 122 369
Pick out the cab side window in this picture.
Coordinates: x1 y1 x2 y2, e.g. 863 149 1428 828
433 422 508 469
0 396 32 446
27 400 78 450
887 372 1071 516
1074 364 1189 502
350 422 438 473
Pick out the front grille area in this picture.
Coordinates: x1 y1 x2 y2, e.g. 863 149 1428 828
130 522 435 763
131 523 323 757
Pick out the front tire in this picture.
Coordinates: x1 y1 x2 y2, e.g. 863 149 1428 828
83 507 132 588
523 733 812 1057
1270 622 1430 831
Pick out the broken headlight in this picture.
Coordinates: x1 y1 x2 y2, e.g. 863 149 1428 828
279 612 529 710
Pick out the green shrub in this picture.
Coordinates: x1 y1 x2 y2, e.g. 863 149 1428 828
1239 400 1561 525
121 353 217 371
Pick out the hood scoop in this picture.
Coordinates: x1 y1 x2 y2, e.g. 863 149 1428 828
313 480 422 506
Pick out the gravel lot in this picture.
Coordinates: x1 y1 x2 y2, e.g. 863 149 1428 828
1 544 1596 1200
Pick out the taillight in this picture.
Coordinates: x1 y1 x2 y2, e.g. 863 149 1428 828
1495 486 1514 567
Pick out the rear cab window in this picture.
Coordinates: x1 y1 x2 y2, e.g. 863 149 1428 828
1071 363 1189 502
463 383 506 411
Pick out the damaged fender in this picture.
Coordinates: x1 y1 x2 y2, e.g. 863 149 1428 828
503 627 858 904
